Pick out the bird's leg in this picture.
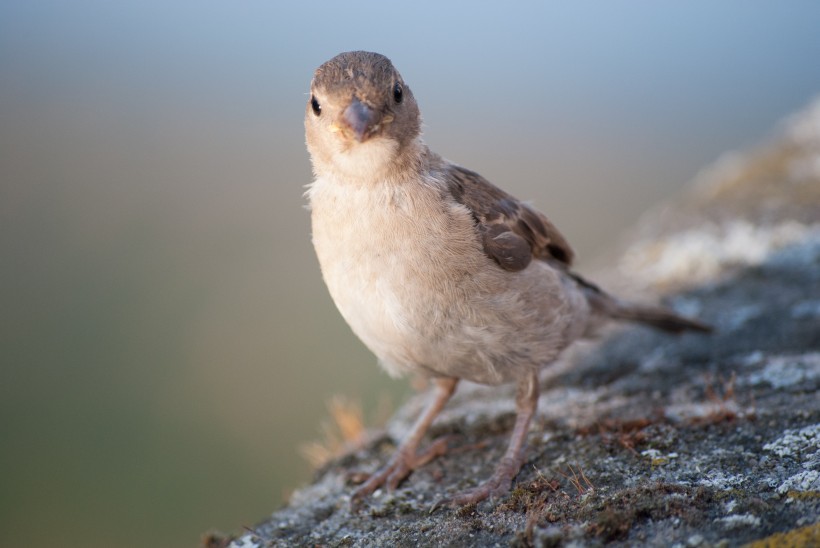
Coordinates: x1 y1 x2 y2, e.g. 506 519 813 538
441 371 539 507
352 377 458 504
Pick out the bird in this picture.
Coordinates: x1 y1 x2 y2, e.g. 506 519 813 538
304 51 710 507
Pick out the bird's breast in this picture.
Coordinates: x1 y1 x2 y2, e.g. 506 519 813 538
308 176 482 376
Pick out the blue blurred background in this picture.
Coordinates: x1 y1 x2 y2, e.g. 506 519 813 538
2 1 819 546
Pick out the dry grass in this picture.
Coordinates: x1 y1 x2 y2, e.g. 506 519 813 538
557 464 595 497
299 395 371 469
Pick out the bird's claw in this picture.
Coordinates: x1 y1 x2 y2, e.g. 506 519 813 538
430 457 520 511
350 436 452 509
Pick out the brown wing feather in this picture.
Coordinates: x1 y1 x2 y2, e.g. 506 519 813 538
444 164 575 271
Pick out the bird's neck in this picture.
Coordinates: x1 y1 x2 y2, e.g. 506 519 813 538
314 138 430 187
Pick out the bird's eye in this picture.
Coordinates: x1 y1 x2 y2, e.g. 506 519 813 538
310 95 321 116
393 83 403 104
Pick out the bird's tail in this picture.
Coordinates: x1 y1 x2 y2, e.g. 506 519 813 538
602 301 712 333
571 273 712 334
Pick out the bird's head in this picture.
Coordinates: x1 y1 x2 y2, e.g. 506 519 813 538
305 51 422 180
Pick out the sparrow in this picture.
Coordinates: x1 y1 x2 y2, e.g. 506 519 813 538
304 51 710 507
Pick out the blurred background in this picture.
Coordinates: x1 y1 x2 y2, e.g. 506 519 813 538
2 1 819 546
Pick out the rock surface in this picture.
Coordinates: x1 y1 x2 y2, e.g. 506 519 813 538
220 100 820 548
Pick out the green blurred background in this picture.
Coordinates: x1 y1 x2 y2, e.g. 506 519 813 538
2 1 819 546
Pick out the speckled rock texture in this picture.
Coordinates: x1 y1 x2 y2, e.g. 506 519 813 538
220 100 820 548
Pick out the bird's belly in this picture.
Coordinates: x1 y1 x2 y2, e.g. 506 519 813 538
321 255 426 376
309 179 476 377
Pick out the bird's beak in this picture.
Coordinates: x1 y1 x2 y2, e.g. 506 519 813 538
340 97 379 143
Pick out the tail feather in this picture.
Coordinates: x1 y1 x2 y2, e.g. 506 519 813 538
570 272 712 334
606 303 713 333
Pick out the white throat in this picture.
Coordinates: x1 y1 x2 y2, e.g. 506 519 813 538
316 137 400 183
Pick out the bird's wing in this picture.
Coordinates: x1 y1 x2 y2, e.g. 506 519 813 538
444 164 575 271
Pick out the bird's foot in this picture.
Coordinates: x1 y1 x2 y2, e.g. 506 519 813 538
431 455 521 511
351 436 451 507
